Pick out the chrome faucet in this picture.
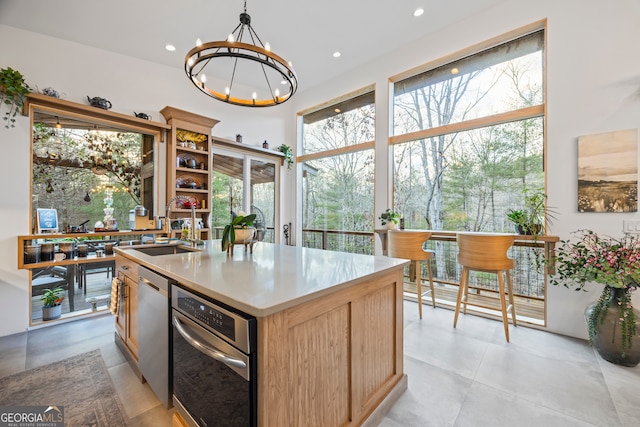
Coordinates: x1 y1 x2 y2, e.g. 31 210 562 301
166 195 198 247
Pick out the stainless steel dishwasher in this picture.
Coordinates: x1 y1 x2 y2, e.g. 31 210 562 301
138 265 175 409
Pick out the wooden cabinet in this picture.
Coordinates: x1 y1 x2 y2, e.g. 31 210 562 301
115 254 140 361
17 230 166 270
258 267 406 427
160 106 219 240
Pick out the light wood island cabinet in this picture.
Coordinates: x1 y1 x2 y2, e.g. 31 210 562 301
170 267 404 427
117 242 408 427
114 254 140 366
257 267 405 427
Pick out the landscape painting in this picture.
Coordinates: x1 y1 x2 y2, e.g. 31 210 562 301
578 129 638 212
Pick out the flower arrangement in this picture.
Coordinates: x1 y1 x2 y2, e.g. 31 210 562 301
550 229 638 355
551 230 640 289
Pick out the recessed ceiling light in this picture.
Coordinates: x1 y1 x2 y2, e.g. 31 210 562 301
165 44 176 52
451 67 459 75
334 108 341 113
333 51 341 58
413 8 424 17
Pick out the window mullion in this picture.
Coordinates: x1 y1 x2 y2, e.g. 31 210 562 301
389 104 543 146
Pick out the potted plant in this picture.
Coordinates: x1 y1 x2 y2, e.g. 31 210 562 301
550 230 640 366
277 144 293 169
379 208 401 229
221 211 257 252
506 208 538 235
506 187 553 239
0 66 31 128
41 287 64 320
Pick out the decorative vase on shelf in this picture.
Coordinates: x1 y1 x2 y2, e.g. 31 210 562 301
387 222 397 230
584 285 640 367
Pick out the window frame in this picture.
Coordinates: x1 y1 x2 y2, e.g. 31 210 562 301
389 21 546 149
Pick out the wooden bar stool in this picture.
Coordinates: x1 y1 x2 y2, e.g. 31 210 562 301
453 233 517 341
387 230 436 319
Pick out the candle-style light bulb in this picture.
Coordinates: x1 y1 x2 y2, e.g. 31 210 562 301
228 33 234 42
200 74 207 84
265 42 271 51
196 38 202 46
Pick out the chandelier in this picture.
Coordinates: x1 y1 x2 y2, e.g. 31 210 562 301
185 0 298 107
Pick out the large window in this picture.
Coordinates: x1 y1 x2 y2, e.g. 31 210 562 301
210 151 278 243
32 115 149 231
300 90 376 253
392 30 545 232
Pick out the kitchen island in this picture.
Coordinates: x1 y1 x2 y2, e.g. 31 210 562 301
115 241 409 427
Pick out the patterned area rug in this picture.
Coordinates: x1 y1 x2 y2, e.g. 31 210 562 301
0 349 129 426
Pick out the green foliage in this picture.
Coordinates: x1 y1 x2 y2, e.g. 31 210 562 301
41 287 64 307
378 208 401 226
0 66 31 128
221 213 256 252
586 285 637 357
506 187 552 239
32 123 143 229
277 144 293 169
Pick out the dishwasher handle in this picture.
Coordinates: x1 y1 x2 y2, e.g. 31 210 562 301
140 276 161 292
173 315 247 371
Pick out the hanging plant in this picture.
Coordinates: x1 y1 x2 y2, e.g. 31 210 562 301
277 144 293 169
0 67 31 128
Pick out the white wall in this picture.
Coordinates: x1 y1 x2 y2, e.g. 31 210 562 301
289 0 640 339
3 0 640 339
0 25 292 336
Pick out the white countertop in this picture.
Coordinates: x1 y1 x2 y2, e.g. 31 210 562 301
115 241 408 317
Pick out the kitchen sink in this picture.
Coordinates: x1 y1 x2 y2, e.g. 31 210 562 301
132 245 200 256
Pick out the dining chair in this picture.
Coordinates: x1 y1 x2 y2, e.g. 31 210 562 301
387 230 436 319
454 232 517 341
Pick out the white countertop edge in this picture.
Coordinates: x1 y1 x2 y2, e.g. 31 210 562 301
115 242 409 317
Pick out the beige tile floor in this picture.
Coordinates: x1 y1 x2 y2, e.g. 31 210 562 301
1 301 639 426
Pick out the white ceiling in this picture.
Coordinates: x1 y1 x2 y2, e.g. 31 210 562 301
0 0 504 93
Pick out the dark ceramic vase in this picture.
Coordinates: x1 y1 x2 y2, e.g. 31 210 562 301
515 223 542 235
584 286 640 367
